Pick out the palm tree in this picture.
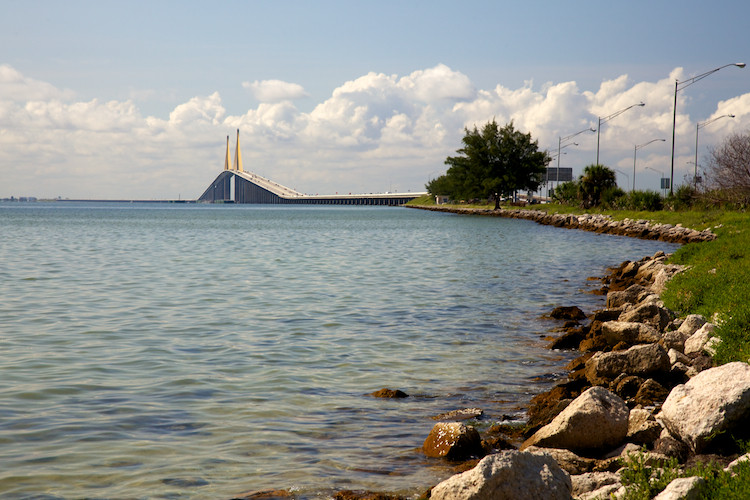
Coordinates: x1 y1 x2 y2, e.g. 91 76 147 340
579 164 617 208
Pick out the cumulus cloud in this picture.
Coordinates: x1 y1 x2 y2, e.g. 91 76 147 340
2 63 750 199
243 79 309 102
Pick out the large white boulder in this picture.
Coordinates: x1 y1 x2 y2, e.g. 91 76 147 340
659 362 750 453
522 387 629 454
430 450 571 500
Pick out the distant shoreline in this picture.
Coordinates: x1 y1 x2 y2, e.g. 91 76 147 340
407 204 716 244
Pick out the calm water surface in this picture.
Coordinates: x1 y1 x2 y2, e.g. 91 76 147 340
0 203 678 498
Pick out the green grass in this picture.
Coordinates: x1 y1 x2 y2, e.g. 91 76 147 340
619 450 750 499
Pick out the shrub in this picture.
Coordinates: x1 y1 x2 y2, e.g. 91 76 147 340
667 184 699 210
552 180 579 205
600 186 626 209
627 190 664 211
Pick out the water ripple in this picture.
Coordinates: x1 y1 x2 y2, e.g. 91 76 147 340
0 203 677 498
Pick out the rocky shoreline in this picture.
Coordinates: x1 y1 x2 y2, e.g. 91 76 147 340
237 209 746 500
420 247 750 499
407 205 717 244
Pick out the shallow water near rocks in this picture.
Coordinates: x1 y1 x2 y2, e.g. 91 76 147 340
0 203 678 498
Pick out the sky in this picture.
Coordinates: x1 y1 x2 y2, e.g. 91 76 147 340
2 0 749 199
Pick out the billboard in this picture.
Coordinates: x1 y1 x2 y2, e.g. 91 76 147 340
545 167 573 182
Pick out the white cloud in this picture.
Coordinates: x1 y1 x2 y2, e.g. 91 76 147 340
397 64 475 102
243 79 309 102
2 63 750 199
0 64 74 101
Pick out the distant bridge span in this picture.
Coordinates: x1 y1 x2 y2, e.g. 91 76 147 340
198 131 425 205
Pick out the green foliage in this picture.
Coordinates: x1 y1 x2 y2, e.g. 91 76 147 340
406 194 435 206
699 459 750 499
600 186 626 209
619 451 683 500
579 164 618 208
550 165 620 208
551 180 579 205
627 190 663 211
667 184 700 210
619 451 750 500
426 120 550 207
596 189 664 211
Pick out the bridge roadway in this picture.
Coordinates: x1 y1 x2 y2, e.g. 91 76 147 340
198 169 425 206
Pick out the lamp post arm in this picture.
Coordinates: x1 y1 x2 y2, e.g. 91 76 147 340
677 63 746 91
599 102 645 125
561 127 595 144
596 103 645 165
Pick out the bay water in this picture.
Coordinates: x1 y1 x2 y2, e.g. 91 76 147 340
0 203 678 498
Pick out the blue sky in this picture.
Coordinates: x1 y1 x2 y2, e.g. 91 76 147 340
2 0 749 199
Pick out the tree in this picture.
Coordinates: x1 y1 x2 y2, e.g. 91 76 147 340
579 164 617 208
426 120 550 208
705 130 750 205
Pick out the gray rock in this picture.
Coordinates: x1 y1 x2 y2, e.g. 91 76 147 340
667 348 690 366
683 323 716 356
602 321 661 346
627 408 662 445
524 445 595 475
522 387 629 454
585 343 670 385
577 483 624 500
606 284 649 309
651 264 685 294
430 450 572 500
618 302 673 331
659 362 750 453
653 476 705 500
571 471 620 497
661 330 691 353
677 314 707 337
634 378 670 406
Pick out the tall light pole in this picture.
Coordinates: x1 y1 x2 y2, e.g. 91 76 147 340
633 139 665 191
670 63 745 194
694 114 735 185
596 102 645 165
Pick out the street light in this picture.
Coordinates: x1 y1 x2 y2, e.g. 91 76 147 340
633 139 666 191
694 114 735 185
557 127 596 183
613 168 630 190
596 102 645 165
670 62 745 194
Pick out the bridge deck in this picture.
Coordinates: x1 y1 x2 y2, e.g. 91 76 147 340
198 170 425 205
